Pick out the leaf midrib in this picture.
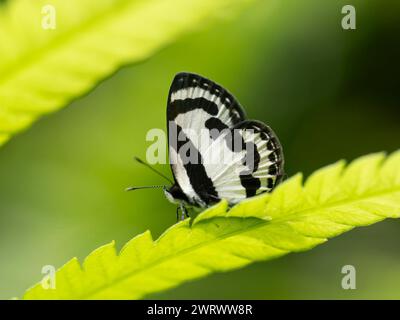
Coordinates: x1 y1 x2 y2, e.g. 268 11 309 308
77 184 400 299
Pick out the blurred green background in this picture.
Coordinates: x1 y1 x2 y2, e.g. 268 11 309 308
0 0 399 299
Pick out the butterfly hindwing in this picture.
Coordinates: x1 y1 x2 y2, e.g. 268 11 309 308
201 120 284 205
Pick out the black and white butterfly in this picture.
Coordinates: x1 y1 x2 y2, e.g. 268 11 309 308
128 72 284 219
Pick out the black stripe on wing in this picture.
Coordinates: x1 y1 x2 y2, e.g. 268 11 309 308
168 97 219 120
169 124 218 205
167 72 246 124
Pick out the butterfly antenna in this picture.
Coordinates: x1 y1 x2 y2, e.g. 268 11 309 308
133 156 173 184
125 185 166 192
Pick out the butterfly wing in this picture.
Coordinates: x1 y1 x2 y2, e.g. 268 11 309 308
202 120 284 205
167 72 284 206
167 72 246 206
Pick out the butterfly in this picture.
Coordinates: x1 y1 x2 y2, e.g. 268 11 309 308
128 72 284 220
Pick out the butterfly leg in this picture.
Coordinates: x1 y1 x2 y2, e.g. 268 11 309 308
176 203 189 221
184 208 190 218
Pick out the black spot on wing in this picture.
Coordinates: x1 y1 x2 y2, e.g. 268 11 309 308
268 164 278 175
239 140 261 197
267 177 274 189
169 124 219 205
205 117 229 140
239 174 261 197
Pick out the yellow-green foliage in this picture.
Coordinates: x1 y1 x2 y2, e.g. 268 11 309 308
23 151 400 299
0 0 252 146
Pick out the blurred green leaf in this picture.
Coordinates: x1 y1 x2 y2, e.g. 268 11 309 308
22 151 400 299
0 0 253 147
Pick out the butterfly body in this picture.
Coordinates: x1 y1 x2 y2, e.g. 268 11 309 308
165 72 285 211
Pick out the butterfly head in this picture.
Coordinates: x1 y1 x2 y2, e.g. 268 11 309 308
164 183 190 206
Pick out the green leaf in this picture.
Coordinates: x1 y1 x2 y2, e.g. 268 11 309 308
0 0 253 147
22 151 400 299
